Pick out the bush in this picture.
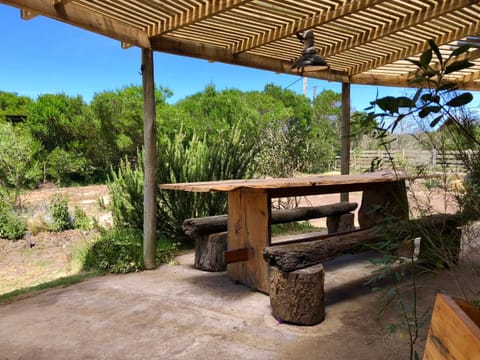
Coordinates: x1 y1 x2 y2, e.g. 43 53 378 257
47 193 73 231
0 205 26 240
82 228 144 273
81 228 178 273
108 156 144 232
108 125 257 243
73 206 93 230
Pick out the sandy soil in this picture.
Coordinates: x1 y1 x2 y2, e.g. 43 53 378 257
0 185 109 295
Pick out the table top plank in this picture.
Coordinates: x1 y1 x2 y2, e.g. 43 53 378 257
159 171 421 193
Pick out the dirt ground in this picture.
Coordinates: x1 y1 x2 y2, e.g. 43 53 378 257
0 182 478 359
0 184 109 294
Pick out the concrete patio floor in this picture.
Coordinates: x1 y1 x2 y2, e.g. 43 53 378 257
0 248 477 360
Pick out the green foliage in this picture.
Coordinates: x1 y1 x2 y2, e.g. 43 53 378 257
174 85 258 140
47 194 73 232
261 84 316 174
82 228 144 273
271 221 317 236
27 93 102 183
0 123 42 207
364 41 479 360
46 147 91 185
0 91 32 120
0 203 26 240
108 123 257 242
366 41 475 136
366 218 426 360
73 206 93 230
157 125 257 240
108 155 144 232
92 85 171 169
0 272 99 304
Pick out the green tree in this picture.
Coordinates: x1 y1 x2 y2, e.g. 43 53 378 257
27 93 102 183
173 85 259 144
0 123 42 207
0 91 32 121
306 90 342 172
92 85 172 168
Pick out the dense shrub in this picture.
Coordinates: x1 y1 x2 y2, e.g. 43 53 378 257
47 194 73 231
108 156 144 232
0 205 26 240
81 228 178 273
108 125 257 243
157 125 257 239
73 206 93 230
82 228 144 273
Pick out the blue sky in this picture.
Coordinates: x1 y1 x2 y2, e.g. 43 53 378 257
0 5 419 110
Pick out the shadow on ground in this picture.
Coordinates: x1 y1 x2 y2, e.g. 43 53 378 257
1 240 478 360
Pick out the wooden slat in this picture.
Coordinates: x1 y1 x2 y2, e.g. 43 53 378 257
151 0 253 36
323 0 478 59
231 0 389 54
224 248 248 264
349 6 480 75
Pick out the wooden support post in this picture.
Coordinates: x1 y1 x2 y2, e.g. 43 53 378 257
341 82 351 203
142 47 157 270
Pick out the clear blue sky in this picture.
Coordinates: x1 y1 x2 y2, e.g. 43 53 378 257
0 4 415 110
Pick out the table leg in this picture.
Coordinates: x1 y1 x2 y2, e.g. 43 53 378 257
358 180 409 228
227 189 271 293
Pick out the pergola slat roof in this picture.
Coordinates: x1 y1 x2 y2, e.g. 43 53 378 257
2 0 480 90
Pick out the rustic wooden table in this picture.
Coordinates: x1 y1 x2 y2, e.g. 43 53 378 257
160 171 418 293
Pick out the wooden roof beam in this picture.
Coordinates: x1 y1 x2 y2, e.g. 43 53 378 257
151 0 254 36
53 0 75 5
231 0 389 54
350 73 480 91
151 35 349 83
20 8 36 19
350 16 480 76
0 0 150 48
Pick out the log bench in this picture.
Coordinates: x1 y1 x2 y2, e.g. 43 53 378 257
182 202 358 271
263 214 462 325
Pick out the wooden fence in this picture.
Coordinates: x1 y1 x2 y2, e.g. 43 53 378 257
334 150 475 174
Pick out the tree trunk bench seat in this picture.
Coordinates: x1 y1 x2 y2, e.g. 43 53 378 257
263 214 462 325
183 202 358 272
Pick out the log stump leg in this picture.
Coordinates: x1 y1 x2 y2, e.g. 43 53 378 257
269 263 325 325
194 232 227 272
327 213 355 233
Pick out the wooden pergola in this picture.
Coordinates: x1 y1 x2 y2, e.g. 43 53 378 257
2 0 479 268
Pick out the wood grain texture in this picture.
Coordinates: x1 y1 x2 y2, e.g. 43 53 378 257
263 227 382 272
194 232 227 272
161 171 421 193
182 202 358 238
423 294 480 360
269 263 325 325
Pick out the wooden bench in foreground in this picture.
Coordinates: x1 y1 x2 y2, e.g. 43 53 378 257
183 202 358 271
263 213 462 325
